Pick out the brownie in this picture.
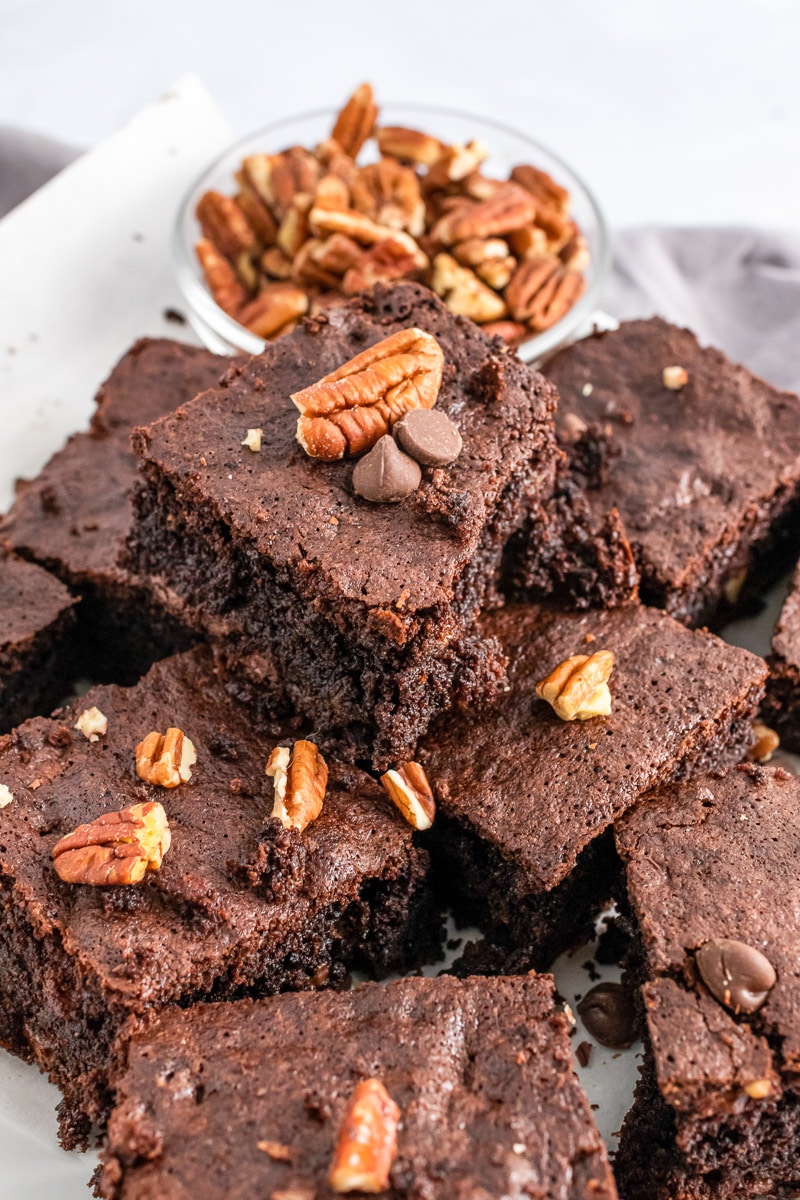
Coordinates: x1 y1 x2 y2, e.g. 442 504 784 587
614 765 800 1198
763 561 800 752
544 318 800 627
127 282 568 769
0 338 229 683
0 550 76 732
418 602 766 971
0 645 436 1148
98 973 617 1200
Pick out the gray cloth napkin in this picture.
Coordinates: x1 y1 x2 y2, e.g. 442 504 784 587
2 130 799 392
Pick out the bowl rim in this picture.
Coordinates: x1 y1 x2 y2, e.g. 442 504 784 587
173 101 612 362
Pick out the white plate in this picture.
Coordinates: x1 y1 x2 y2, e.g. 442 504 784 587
0 79 794 1200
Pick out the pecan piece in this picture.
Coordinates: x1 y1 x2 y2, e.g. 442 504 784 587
535 650 615 721
266 740 327 832
135 728 197 788
331 83 378 158
308 207 426 266
52 801 171 886
291 239 341 290
431 253 506 323
559 225 590 271
381 762 435 830
276 193 313 259
508 225 549 261
376 125 446 167
342 239 426 295
482 319 528 347
243 149 320 221
425 139 488 191
329 1079 400 1194
196 190 257 259
195 238 248 317
235 178 279 245
452 236 511 267
261 246 293 280
431 182 536 245
351 159 425 237
0 784 13 809
312 234 363 276
291 327 444 461
510 163 570 213
239 284 309 340
74 706 108 743
748 723 780 764
662 365 689 390
506 257 586 331
315 173 352 212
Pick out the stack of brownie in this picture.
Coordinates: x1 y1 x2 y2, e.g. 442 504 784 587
1 277 799 1199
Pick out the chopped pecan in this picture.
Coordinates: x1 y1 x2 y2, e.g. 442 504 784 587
257 1140 294 1162
196 190 257 260
431 254 506 323
241 428 263 452
662 365 689 390
535 650 615 721
342 239 426 295
266 740 327 832
381 761 435 830
74 706 108 743
510 163 570 212
748 723 780 764
135 728 197 788
329 1079 400 1194
239 284 309 340
291 327 444 460
276 193 313 259
425 139 488 191
431 182 536 245
376 125 446 166
482 319 528 347
52 801 171 886
351 159 425 237
195 238 248 317
0 784 13 809
505 257 586 330
312 233 363 275
331 83 378 158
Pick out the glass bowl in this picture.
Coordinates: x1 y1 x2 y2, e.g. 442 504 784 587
173 104 611 363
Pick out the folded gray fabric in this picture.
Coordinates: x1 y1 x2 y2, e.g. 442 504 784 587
0 126 79 218
1 128 798 395
604 226 800 393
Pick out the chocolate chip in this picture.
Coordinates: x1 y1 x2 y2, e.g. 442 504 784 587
352 435 421 503
695 938 776 1014
577 982 637 1049
575 1040 592 1068
395 408 463 467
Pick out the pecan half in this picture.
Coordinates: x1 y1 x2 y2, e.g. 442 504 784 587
452 237 511 267
275 193 313 259
431 183 536 245
235 178 279 244
261 246 293 280
331 83 378 158
342 239 426 295
239 283 309 340
291 327 444 461
381 762 435 830
196 238 248 317
505 257 586 331
312 234 363 275
425 139 488 191
351 159 425 237
135 728 197 788
329 1079 400 1195
431 254 507 323
510 163 570 213
376 125 446 166
315 173 353 212
535 650 615 721
196 190 257 260
266 740 327 832
52 801 171 886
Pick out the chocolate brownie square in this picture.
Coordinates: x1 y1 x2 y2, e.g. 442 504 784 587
0 646 436 1147
98 973 617 1200
762 561 800 752
0 338 229 683
544 318 800 627
614 765 800 1199
127 283 567 769
0 550 76 732
418 602 766 971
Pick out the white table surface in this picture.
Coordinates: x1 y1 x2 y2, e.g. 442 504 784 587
1 0 799 231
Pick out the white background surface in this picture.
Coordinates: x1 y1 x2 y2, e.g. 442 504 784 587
1 0 800 231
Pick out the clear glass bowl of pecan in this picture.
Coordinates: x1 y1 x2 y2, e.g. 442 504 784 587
172 86 610 363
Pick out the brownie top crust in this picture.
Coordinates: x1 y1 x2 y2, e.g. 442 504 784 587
616 766 800 1105
1 339 228 583
131 283 559 620
772 561 800 667
100 974 617 1200
545 317 800 592
420 602 766 890
0 549 74 649
0 646 419 1007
